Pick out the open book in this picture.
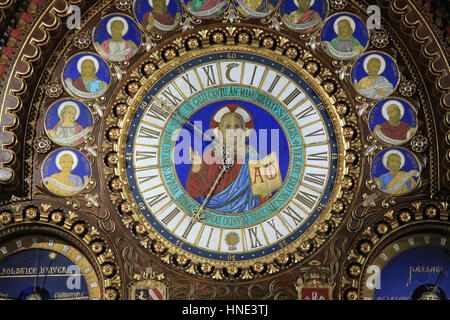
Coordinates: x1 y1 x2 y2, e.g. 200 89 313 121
248 152 283 198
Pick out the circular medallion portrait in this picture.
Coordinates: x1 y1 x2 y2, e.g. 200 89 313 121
92 14 141 62
371 148 420 196
280 0 328 33
44 99 93 147
234 0 279 18
41 149 92 197
320 12 369 60
351 51 400 100
133 0 182 33
62 52 111 100
368 98 418 145
184 0 228 19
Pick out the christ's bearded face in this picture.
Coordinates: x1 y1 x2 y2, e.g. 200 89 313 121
219 113 246 156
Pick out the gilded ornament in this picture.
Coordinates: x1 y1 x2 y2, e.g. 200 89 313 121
107 127 121 141
24 207 39 220
110 177 123 192
335 103 348 116
50 211 64 223
399 80 417 97
212 32 225 43
371 31 389 49
330 0 347 10
398 210 412 223
135 224 146 235
348 263 361 277
73 223 86 235
91 241 104 254
73 32 92 50
164 48 177 60
114 103 128 117
45 82 63 98
34 136 52 154
345 288 358 300
424 206 438 219
410 135 429 153
285 47 298 59
105 288 118 300
142 62 157 77
375 222 389 235
237 32 250 44
102 263 115 276
332 201 345 213
187 37 200 49
0 211 12 225
358 241 372 254
126 81 141 95
262 37 275 49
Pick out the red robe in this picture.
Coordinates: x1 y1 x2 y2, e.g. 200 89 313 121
141 11 175 33
186 149 242 198
186 149 268 204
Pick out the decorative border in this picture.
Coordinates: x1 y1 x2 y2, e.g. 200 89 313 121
0 200 122 299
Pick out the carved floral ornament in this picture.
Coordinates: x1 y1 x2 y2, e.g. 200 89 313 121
0 0 447 300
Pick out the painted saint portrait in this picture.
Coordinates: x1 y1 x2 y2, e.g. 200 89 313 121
44 99 93 147
133 0 181 33
41 149 92 197
351 52 400 100
93 14 141 62
369 98 418 145
174 102 289 214
280 0 328 33
62 53 111 100
184 0 228 19
371 148 420 196
234 0 278 18
321 13 369 60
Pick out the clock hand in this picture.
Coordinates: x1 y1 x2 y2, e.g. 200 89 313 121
39 252 56 294
32 249 40 295
192 147 235 220
154 96 217 146
431 249 450 296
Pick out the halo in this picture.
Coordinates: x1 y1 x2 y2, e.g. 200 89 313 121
57 101 81 121
293 0 316 9
363 54 386 75
333 16 356 35
148 0 170 8
76 55 100 75
106 16 129 36
381 100 405 121
382 149 405 170
55 150 78 171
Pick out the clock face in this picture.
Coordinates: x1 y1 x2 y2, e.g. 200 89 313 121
0 236 101 300
119 49 344 269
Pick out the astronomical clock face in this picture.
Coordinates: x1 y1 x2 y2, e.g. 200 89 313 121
0 0 448 302
118 48 344 271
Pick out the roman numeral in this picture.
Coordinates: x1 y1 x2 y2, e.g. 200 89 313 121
267 74 281 93
282 205 304 227
201 65 217 86
135 150 157 161
295 191 318 209
307 151 328 161
137 174 158 185
283 88 302 106
304 172 326 187
305 128 325 137
247 227 263 249
161 207 181 225
296 106 316 120
160 86 182 107
250 65 258 86
145 192 168 207
138 125 160 140
181 74 198 94
182 219 196 239
146 103 170 121
266 219 283 240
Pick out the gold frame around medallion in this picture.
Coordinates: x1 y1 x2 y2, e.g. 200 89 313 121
111 29 354 280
